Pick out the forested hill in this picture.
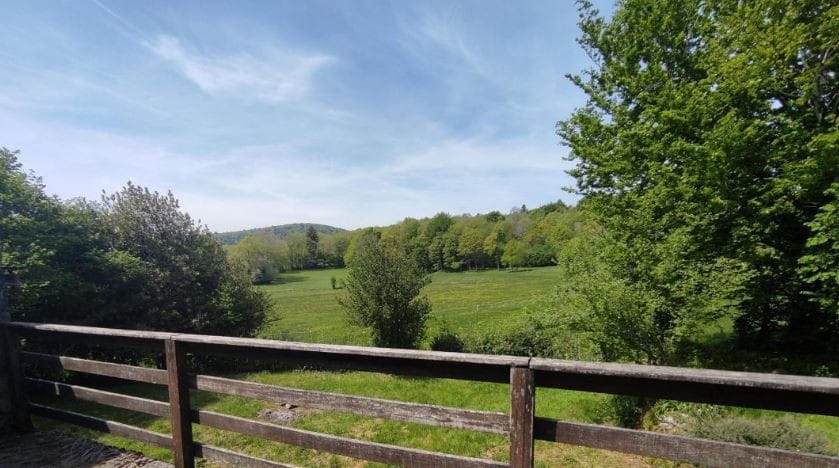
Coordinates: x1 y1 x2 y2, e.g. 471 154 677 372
216 223 346 245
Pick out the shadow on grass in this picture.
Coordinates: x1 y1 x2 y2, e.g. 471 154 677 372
272 274 308 284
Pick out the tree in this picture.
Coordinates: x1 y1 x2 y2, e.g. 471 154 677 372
558 0 839 352
458 227 484 270
305 225 320 268
484 222 510 270
338 236 431 348
228 234 289 284
2 149 268 337
501 239 527 270
286 232 308 270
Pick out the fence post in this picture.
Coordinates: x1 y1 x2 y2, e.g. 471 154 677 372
166 338 194 468
0 265 31 434
509 365 535 468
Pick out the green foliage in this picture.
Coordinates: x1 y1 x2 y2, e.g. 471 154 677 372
215 223 345 245
228 234 289 284
429 323 464 352
558 0 839 352
338 236 431 348
2 149 268 336
689 415 832 455
305 225 319 268
330 276 337 290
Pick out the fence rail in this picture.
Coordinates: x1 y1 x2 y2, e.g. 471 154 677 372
5 320 839 467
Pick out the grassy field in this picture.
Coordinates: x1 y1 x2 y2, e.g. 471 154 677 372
258 267 562 345
31 266 839 465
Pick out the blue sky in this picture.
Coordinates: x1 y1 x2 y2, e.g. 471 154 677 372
0 0 612 231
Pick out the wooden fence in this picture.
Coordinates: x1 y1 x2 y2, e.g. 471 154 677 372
4 321 839 467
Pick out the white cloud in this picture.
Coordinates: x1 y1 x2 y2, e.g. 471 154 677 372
149 35 333 103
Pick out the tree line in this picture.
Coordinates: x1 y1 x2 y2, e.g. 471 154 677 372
227 201 589 284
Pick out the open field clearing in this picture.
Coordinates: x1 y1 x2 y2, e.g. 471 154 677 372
258 267 562 346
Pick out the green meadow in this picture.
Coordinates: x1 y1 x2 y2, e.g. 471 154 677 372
258 267 562 345
32 266 839 465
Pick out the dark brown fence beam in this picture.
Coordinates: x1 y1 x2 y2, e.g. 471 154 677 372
534 417 839 468
166 339 194 468
509 366 534 468
30 402 298 468
194 373 509 434
531 359 839 416
193 409 507 467
7 322 171 350
194 444 297 468
24 377 170 417
176 334 526 383
20 352 168 385
30 403 173 448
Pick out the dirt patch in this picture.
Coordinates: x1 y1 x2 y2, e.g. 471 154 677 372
0 431 171 468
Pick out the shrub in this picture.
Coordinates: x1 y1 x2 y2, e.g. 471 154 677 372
467 320 556 357
330 276 337 289
338 235 431 348
430 325 464 352
689 415 832 455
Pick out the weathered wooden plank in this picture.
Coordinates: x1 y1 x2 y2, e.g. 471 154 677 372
194 374 509 434
30 403 173 448
31 401 298 468
6 322 172 350
193 409 507 467
166 339 194 468
195 444 298 468
2 328 32 432
509 367 534 468
176 334 525 383
531 358 839 416
20 352 168 385
25 377 170 417
533 417 839 467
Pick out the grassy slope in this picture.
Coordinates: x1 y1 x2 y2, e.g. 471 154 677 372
34 266 839 465
258 267 561 345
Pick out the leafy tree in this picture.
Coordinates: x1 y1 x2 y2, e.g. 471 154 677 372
339 235 431 348
502 239 527 270
228 234 289 284
305 225 320 267
484 222 510 270
458 227 484 270
558 0 839 352
286 232 308 270
2 149 268 336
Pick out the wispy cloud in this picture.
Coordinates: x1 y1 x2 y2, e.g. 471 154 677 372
149 35 334 103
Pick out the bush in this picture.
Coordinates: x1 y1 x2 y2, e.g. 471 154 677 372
338 235 431 348
430 325 464 352
467 320 556 357
330 276 337 289
689 415 832 455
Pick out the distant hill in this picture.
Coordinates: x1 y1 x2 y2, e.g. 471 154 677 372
215 223 346 245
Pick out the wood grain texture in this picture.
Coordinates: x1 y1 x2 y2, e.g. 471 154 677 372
194 444 297 468
166 339 194 468
534 417 839 468
30 403 173 448
509 367 534 468
193 409 507 467
7 322 171 350
25 377 170 417
531 358 839 416
194 374 509 434
20 352 168 385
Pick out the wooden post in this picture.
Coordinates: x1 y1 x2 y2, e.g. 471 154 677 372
166 338 194 468
509 366 535 468
0 265 31 434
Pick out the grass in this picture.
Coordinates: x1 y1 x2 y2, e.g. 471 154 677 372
31 266 839 465
258 267 562 345
33 371 655 467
